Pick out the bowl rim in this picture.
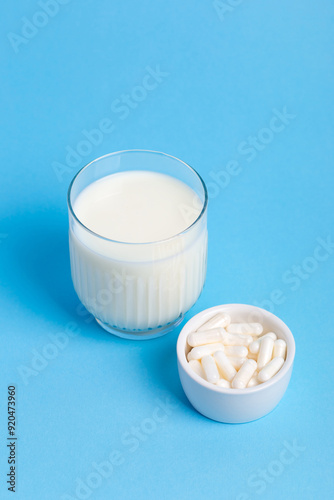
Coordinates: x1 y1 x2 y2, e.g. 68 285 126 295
177 303 295 395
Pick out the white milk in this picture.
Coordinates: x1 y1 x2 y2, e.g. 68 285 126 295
69 170 207 333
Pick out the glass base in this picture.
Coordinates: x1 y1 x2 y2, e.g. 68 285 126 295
95 315 184 340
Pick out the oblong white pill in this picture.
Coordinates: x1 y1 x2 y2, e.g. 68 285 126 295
257 337 275 370
227 323 263 336
197 313 231 332
273 339 287 359
221 332 253 346
216 378 231 388
213 351 237 381
227 356 246 370
187 343 224 361
249 340 260 354
224 345 248 358
258 356 284 383
232 359 257 389
188 359 205 379
258 332 277 341
187 328 224 347
250 332 277 354
201 355 220 383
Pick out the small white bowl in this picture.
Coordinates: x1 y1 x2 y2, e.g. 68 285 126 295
177 304 295 423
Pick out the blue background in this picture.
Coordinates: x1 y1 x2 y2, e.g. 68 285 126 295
1 1 334 499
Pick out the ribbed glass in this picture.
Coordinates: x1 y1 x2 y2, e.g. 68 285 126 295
68 150 208 340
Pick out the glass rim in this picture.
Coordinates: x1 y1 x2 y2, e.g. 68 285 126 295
67 149 208 246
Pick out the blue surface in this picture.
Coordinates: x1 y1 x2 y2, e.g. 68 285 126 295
1 1 334 499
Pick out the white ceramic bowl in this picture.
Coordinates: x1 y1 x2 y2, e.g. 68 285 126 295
177 304 295 423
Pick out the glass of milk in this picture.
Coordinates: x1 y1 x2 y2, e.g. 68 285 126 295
68 150 208 339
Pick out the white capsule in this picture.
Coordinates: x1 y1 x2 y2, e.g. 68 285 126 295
226 356 246 369
258 357 284 383
232 359 257 389
273 339 287 359
187 343 224 361
187 328 224 347
188 359 205 379
224 345 248 358
247 372 260 387
257 336 275 370
249 332 277 354
216 378 231 388
201 355 220 384
227 322 263 336
258 332 277 341
197 313 231 331
221 331 253 346
249 340 260 354
213 351 237 382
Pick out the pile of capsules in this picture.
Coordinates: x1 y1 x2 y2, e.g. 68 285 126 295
186 312 287 389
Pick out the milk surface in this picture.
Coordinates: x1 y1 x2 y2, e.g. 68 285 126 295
74 170 202 243
69 170 207 333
